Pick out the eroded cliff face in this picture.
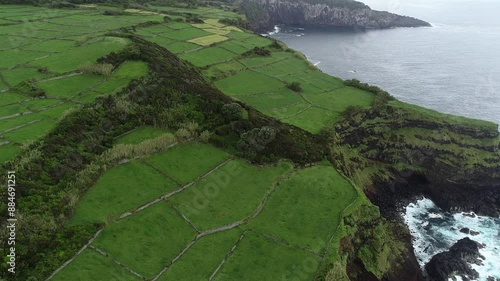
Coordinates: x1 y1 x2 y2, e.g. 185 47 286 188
332 96 500 218
241 0 431 32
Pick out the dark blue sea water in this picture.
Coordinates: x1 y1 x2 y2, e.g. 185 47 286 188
270 0 500 127
270 1 500 279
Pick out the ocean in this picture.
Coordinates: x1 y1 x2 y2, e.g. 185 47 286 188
269 0 500 127
269 0 500 279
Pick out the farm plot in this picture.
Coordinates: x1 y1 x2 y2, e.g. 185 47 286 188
157 228 243 281
214 70 284 95
51 249 141 281
249 166 358 252
69 161 179 225
180 46 236 67
236 88 304 111
212 231 321 281
169 160 293 231
37 74 103 99
92 203 197 279
145 142 230 184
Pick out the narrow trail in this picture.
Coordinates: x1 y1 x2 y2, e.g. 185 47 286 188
88 245 147 280
116 158 233 221
313 176 361 280
208 230 249 281
45 229 103 281
151 168 294 281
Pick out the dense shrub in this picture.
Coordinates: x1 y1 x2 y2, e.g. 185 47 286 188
286 81 303 92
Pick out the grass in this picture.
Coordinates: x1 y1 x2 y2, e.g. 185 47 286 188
0 144 22 164
285 107 339 134
35 37 129 73
203 60 246 80
180 47 236 67
215 70 284 95
114 127 171 145
0 92 26 106
22 39 75 52
0 49 49 69
164 42 200 54
92 203 196 278
144 142 230 184
237 88 304 111
170 160 293 231
51 249 141 281
21 98 61 111
188 34 228 46
0 103 28 117
162 28 211 41
2 67 52 86
249 165 358 252
0 113 43 132
212 232 321 281
37 74 103 99
3 119 56 144
69 160 179 225
157 228 243 281
306 86 374 111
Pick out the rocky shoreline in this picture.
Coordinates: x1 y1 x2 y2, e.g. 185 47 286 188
241 0 431 32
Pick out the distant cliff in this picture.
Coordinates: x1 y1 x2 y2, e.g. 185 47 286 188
240 0 431 32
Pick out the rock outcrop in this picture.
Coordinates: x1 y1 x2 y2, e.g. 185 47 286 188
240 0 431 32
424 238 484 281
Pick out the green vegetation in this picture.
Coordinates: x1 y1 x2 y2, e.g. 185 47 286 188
69 161 178 225
1 3 498 281
51 249 141 281
92 203 197 278
250 165 358 252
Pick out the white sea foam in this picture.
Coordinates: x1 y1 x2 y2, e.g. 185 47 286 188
266 25 281 36
404 198 500 280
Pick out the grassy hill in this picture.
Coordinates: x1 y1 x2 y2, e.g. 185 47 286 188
0 2 498 281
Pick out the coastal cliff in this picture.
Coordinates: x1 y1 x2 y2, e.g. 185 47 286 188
331 82 500 219
239 0 431 32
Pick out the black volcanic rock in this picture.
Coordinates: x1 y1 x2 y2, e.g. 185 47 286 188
425 238 484 281
241 0 431 32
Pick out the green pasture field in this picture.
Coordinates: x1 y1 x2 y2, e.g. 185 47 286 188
180 46 236 67
21 98 61 111
0 92 26 106
164 41 200 54
236 88 304 111
22 39 76 52
0 49 49 69
69 161 178 225
3 118 55 144
170 160 293 231
37 74 103 99
249 165 358 251
266 102 311 120
114 127 170 145
285 107 338 133
51 249 140 281
188 34 228 46
34 37 129 73
0 113 42 132
306 87 374 112
212 231 321 281
75 91 104 103
1 67 52 87
0 103 27 117
145 142 230 184
145 36 176 47
0 144 22 164
162 28 211 41
202 60 246 79
217 40 252 54
92 202 197 278
38 102 76 119
157 229 243 281
214 70 284 95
